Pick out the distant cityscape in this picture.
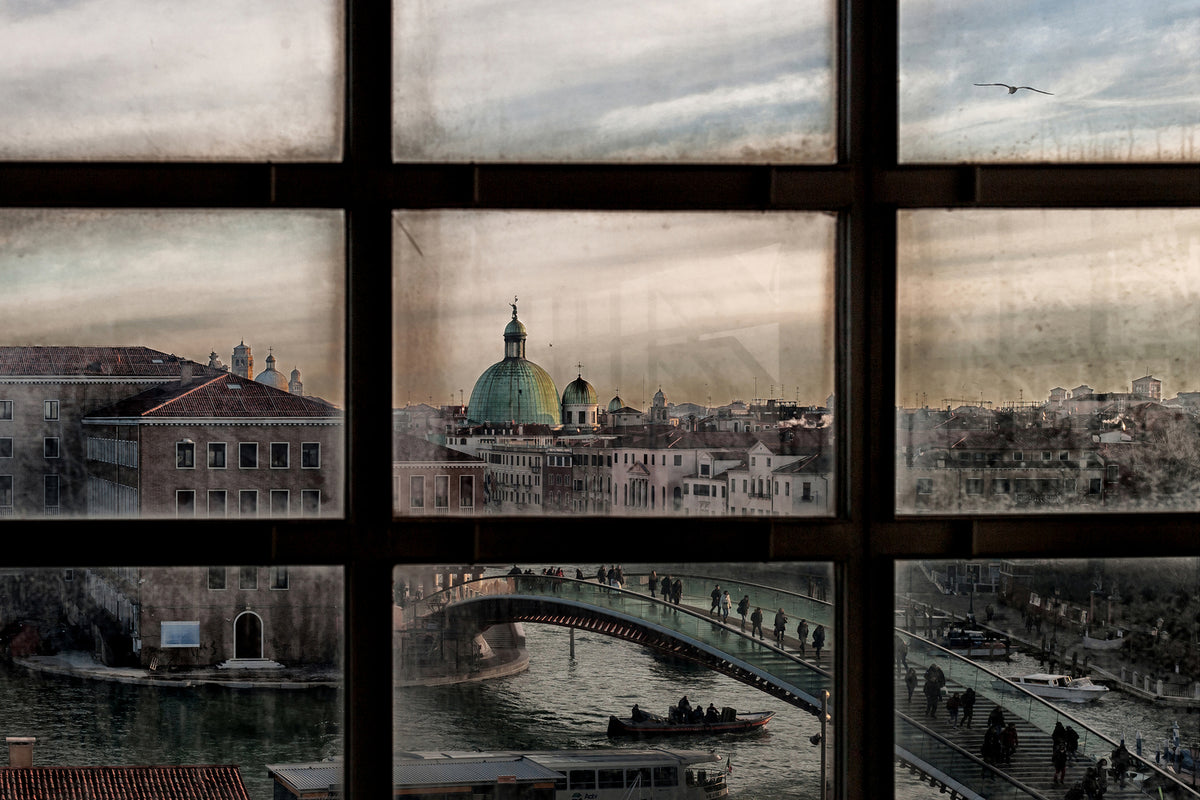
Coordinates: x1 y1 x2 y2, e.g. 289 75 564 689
898 374 1200 513
392 303 834 517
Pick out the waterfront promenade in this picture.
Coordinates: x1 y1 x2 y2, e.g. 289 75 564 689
14 651 339 689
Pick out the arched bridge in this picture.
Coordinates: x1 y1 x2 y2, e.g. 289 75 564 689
396 573 833 716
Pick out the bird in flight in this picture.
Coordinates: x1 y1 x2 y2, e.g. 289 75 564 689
975 83 1053 95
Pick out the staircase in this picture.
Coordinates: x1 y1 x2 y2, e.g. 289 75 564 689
897 663 1158 799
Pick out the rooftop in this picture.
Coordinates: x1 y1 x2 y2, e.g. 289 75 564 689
0 765 250 800
84 375 341 420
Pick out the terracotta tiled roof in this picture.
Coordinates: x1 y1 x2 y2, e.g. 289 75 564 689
0 765 250 800
85 375 341 420
0 346 207 378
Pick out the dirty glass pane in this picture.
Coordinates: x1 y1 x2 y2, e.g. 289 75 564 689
0 566 342 800
0 210 345 519
393 211 835 517
896 209 1200 514
899 1 1200 163
394 563 834 799
894 558 1197 798
0 2 342 161
393 1 836 163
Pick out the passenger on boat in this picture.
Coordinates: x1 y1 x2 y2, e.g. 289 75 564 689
631 704 647 722
677 696 692 720
705 704 720 723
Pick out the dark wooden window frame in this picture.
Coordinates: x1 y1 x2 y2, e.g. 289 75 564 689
0 1 1196 797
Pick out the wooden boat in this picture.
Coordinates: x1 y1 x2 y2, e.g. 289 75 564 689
607 708 773 737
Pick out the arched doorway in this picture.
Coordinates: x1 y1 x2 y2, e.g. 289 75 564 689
234 611 263 659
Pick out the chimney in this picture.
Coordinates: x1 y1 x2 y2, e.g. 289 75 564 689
7 737 35 767
180 361 193 385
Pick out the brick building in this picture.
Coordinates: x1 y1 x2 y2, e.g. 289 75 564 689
83 370 341 517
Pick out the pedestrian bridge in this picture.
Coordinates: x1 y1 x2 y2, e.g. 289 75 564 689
396 572 834 715
896 630 1198 799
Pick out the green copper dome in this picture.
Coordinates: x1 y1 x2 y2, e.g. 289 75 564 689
562 375 598 406
467 303 561 426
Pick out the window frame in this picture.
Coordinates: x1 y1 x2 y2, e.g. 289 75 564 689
0 2 1192 798
208 442 227 470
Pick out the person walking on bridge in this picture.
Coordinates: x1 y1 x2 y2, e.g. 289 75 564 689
773 608 788 646
812 624 826 661
960 687 976 727
710 584 722 616
737 595 750 629
797 619 810 656
751 607 764 639
721 590 732 622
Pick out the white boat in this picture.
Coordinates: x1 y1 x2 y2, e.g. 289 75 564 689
269 749 729 800
1006 672 1109 702
1082 630 1126 651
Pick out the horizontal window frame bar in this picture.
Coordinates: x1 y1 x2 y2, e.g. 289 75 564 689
0 163 1194 209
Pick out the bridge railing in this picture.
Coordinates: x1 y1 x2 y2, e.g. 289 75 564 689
623 572 833 630
898 629 1193 798
896 710 1048 800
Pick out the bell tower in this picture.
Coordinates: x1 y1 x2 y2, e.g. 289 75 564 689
232 340 253 379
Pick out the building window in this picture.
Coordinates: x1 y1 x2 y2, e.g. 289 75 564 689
0 438 11 458
270 567 289 590
434 475 449 508
176 489 196 516
239 489 258 517
916 478 933 495
410 476 424 509
301 489 321 516
208 567 227 590
208 442 227 469
43 400 58 421
0 401 10 420
992 479 1010 494
239 442 258 469
270 442 289 469
161 621 200 648
460 476 474 508
176 441 195 469
301 442 320 468
208 489 227 517
1012 451 1023 461
270 489 289 517
0 476 11 510
673 455 682 466
965 479 983 495
239 566 258 590
700 463 710 476
43 474 60 513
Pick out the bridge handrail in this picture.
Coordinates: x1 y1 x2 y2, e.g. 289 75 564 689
898 628 1194 798
624 572 833 627
896 709 1049 800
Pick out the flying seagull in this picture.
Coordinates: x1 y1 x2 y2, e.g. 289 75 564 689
975 83 1053 95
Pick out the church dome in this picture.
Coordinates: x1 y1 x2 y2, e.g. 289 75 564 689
608 395 624 412
467 302 560 426
254 353 289 391
562 375 598 406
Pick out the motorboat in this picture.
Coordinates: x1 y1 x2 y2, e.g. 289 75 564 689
1004 672 1109 702
940 628 1009 660
607 707 774 737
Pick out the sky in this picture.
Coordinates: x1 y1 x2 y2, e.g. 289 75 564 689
900 0 1200 162
0 0 342 160
897 209 1200 407
0 211 346 405
393 212 836 410
393 0 835 162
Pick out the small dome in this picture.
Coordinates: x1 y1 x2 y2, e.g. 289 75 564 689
608 395 624 412
504 317 527 338
654 388 665 402
290 367 301 381
562 375 598 406
254 365 289 391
